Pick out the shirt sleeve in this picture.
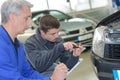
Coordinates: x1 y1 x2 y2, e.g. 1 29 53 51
24 40 65 73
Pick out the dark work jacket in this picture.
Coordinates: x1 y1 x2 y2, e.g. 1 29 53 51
24 28 79 77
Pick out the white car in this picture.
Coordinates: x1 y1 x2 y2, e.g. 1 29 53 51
18 9 96 47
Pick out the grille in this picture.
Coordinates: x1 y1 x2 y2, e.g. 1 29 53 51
104 44 120 59
85 26 93 31
68 29 79 35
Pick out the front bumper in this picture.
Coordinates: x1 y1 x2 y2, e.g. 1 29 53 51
91 51 120 80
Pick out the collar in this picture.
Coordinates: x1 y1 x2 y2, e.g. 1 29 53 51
35 28 47 45
0 25 19 47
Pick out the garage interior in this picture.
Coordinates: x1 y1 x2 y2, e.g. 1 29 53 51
1 0 120 80
19 0 120 80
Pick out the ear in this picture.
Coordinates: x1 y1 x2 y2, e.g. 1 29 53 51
9 13 16 23
40 30 44 35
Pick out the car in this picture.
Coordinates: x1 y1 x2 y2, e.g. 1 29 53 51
18 9 97 47
91 10 120 80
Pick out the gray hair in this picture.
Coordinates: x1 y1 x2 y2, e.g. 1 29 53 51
1 0 33 23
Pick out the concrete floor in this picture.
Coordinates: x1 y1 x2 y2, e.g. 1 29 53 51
66 50 99 80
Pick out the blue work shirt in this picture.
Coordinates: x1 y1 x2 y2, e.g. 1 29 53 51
0 25 50 80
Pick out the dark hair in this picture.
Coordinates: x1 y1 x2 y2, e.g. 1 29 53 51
39 14 60 33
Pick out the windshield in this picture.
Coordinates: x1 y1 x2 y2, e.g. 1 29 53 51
32 10 72 22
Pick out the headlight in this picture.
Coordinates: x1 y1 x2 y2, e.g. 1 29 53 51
92 26 108 58
59 30 66 36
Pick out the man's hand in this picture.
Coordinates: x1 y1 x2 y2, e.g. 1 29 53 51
63 42 83 57
72 44 83 57
51 63 68 80
63 42 77 51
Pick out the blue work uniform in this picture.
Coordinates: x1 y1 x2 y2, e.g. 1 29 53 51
0 25 50 80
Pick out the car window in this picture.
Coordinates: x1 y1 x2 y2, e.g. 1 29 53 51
49 11 71 21
32 10 73 25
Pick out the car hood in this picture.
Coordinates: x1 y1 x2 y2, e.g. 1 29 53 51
60 20 93 31
68 18 91 22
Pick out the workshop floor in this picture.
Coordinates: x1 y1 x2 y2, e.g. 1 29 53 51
66 50 99 80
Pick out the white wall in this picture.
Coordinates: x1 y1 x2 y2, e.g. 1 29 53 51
0 0 110 23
